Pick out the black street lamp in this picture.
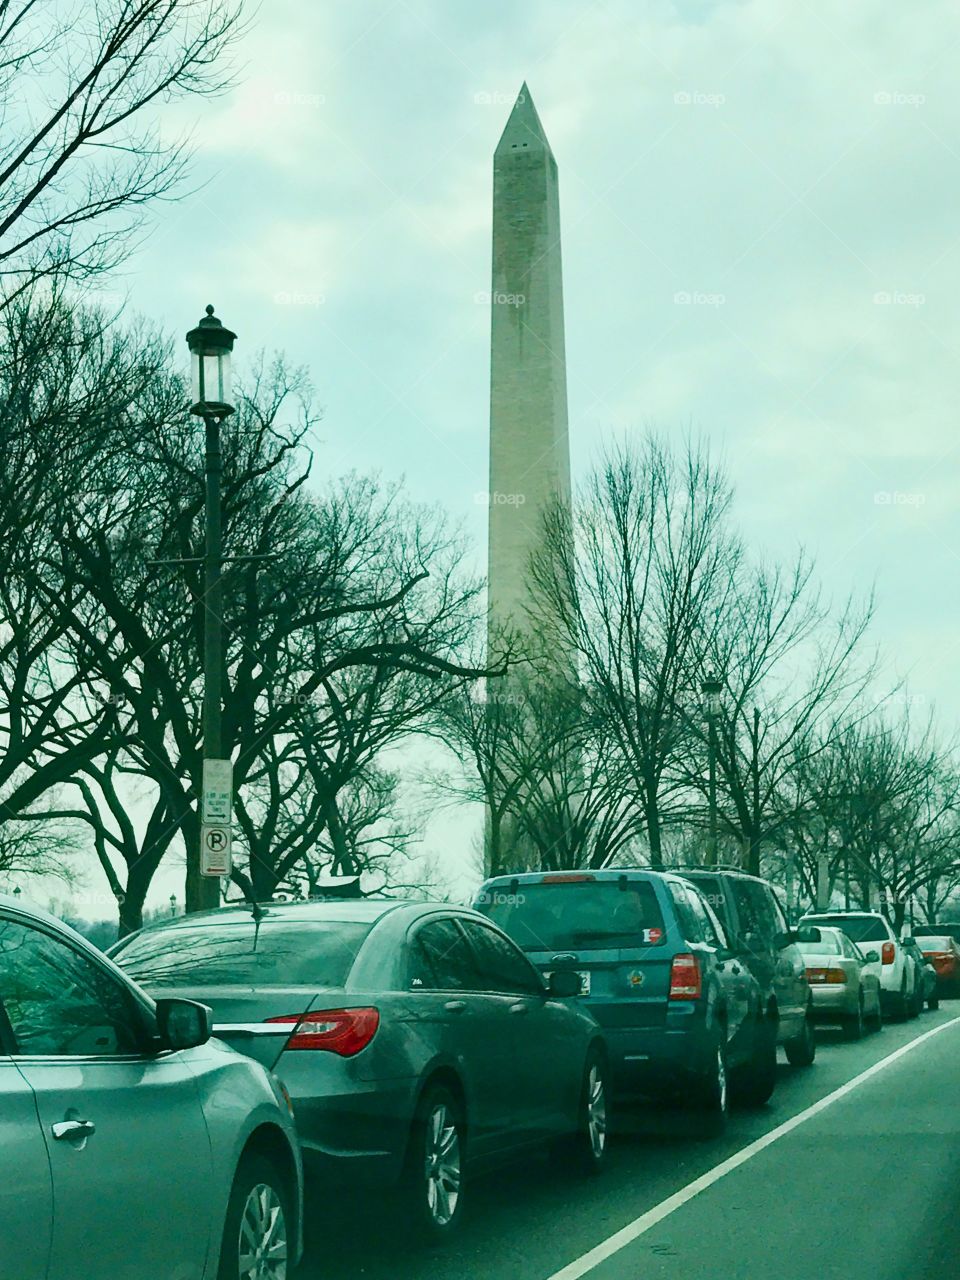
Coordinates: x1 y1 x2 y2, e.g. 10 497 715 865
186 305 237 912
701 672 724 867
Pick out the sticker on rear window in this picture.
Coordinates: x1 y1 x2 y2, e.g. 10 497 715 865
645 928 663 943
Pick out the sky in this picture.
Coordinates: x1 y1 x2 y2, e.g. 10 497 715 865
57 0 960 916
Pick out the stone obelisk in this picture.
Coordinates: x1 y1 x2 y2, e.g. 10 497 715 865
487 83 570 663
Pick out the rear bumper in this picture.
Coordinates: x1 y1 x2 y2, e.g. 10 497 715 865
809 985 858 1019
598 1006 716 1100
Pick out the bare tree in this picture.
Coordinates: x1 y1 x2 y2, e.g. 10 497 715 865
0 0 242 297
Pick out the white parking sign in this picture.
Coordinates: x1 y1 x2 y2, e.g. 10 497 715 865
201 823 232 877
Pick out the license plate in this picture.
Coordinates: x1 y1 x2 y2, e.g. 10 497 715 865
577 970 591 995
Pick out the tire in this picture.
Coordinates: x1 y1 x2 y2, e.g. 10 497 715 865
732 1016 777 1107
694 1035 729 1137
553 1048 608 1173
843 995 864 1041
894 977 910 1021
928 989 940 1011
399 1085 465 1241
217 1154 292 1280
784 1007 816 1066
869 994 884 1032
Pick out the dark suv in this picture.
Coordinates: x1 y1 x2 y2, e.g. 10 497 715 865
677 869 816 1067
473 868 779 1133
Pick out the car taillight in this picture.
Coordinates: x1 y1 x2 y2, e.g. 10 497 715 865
669 952 702 1000
882 942 895 965
265 1007 380 1055
805 967 847 984
540 873 595 883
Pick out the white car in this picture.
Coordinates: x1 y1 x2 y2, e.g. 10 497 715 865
801 911 921 1021
0 895 303 1280
796 924 883 1038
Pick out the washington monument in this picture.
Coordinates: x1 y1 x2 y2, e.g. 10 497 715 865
487 83 571 663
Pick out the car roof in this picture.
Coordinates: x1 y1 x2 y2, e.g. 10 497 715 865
802 909 884 918
480 868 668 887
122 897 410 937
676 867 769 884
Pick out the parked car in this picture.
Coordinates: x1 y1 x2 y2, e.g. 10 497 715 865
473 867 779 1135
914 922 960 946
110 898 607 1239
678 869 816 1066
795 925 883 1037
800 911 921 1020
916 934 960 997
0 893 303 1280
901 937 939 1011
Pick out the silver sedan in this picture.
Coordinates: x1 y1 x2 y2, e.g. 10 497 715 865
797 924 883 1039
0 894 303 1280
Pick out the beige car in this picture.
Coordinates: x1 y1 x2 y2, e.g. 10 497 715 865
796 925 883 1039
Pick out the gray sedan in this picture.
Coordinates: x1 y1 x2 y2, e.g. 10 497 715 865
797 925 883 1038
0 895 303 1280
110 898 609 1239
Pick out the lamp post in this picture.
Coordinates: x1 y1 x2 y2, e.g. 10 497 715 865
186 305 236 912
701 672 723 867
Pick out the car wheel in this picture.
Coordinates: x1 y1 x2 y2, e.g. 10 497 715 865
843 995 865 1041
732 1015 777 1107
928 989 940 1011
895 977 910 1021
400 1085 465 1241
784 1006 816 1066
870 993 884 1032
553 1048 608 1173
695 1036 729 1137
218 1154 291 1280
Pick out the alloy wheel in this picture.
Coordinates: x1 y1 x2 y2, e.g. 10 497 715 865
424 1102 461 1227
586 1062 607 1159
237 1183 288 1280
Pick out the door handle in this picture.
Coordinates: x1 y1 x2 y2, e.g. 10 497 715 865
52 1119 96 1141
509 1002 529 1016
443 1000 467 1013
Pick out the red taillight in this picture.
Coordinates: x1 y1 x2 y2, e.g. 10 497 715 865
669 952 702 1000
265 1007 380 1055
882 942 895 965
805 966 847 984
540 873 595 883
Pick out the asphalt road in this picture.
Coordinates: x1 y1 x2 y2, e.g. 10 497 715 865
296 1008 960 1280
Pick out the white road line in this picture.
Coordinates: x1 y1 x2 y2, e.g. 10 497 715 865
546 1016 960 1280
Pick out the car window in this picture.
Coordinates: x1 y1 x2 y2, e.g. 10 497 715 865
805 915 890 944
667 882 703 943
0 916 143 1057
411 919 480 991
478 879 665 951
459 920 544 996
730 881 761 940
685 887 727 948
680 875 731 935
744 882 781 942
114 919 371 987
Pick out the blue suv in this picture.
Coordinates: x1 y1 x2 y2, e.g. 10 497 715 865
473 869 777 1131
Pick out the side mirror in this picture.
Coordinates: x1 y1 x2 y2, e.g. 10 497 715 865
901 937 916 948
155 998 212 1051
547 969 583 999
862 950 880 964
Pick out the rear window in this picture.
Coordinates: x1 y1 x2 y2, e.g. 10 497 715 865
798 935 841 955
113 920 373 987
918 936 952 951
804 915 888 944
476 880 665 952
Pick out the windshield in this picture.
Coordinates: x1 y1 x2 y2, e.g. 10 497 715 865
476 881 665 951
805 916 889 943
113 920 372 988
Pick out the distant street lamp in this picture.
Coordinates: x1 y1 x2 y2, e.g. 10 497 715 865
169 893 177 917
186 305 237 912
701 672 724 867
12 886 21 902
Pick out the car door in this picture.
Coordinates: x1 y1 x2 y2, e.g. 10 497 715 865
0 1003 52 1280
849 937 881 1012
0 912 215 1280
408 916 517 1161
682 884 752 1049
459 917 576 1142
